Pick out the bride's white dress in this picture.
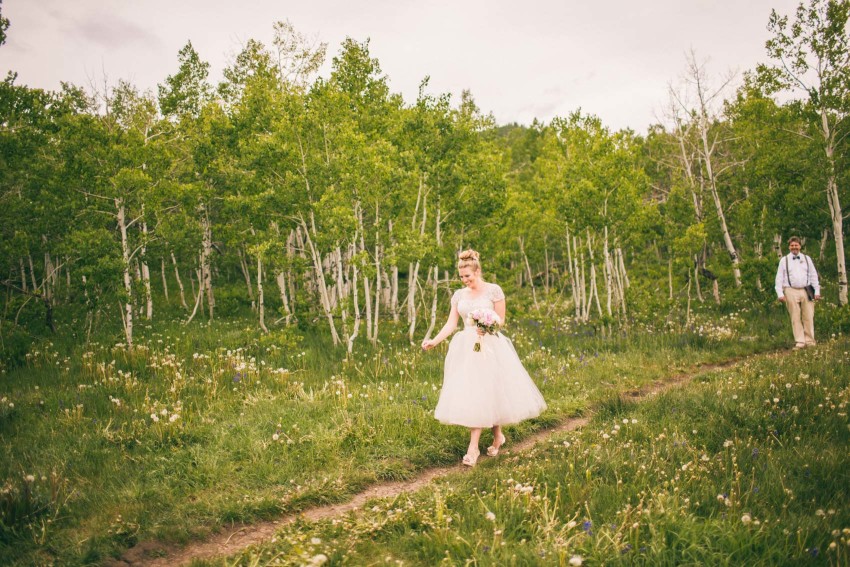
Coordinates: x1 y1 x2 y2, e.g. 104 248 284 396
434 283 547 428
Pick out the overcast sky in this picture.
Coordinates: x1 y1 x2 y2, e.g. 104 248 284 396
1 0 801 132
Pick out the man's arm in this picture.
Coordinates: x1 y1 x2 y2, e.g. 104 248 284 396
775 257 787 300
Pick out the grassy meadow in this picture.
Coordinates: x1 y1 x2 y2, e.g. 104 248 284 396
232 337 850 567
0 297 845 565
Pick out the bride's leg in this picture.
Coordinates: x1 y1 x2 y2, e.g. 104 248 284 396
491 425 503 446
462 428 482 466
487 425 506 456
468 428 482 454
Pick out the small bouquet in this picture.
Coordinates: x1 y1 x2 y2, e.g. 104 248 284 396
468 308 502 352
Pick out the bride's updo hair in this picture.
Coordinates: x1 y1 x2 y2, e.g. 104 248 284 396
457 249 481 272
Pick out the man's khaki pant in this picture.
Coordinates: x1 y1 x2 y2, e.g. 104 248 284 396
783 287 816 347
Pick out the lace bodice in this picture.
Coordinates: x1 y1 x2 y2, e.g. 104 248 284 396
451 283 505 325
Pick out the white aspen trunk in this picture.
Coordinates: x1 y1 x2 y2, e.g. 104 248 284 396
324 250 337 311
694 258 704 303
589 262 602 317
65 258 71 301
425 265 439 339
773 233 783 258
435 200 442 246
580 252 588 322
755 242 764 292
43 248 55 308
407 261 420 342
825 156 847 304
189 268 197 304
171 252 189 310
566 229 579 316
674 128 704 223
27 254 37 292
684 59 742 288
518 237 540 312
603 227 612 317
668 255 673 300
276 271 293 325
347 262 361 354
160 258 169 301
388 219 399 322
612 253 627 317
356 205 373 342
544 239 551 295
686 275 692 326
257 252 268 333
335 247 347 325
391 265 399 322
407 190 427 342
819 227 829 262
19 258 27 293
617 247 630 289
381 268 391 310
116 199 133 348
287 229 297 310
201 208 215 320
712 280 721 305
707 178 743 287
185 268 204 324
363 268 373 342
299 215 340 346
238 247 255 303
372 242 381 345
141 219 152 320
613 247 627 312
586 232 603 317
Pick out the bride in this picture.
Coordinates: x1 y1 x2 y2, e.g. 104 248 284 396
422 249 547 466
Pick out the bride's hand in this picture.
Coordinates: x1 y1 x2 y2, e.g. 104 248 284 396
476 327 485 337
421 339 436 351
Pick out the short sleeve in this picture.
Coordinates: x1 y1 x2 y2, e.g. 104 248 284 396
489 283 505 303
451 288 463 307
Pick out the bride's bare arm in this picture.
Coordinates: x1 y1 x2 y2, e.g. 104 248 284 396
494 299 506 324
421 304 460 350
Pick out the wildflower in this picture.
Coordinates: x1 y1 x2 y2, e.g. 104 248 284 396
24 474 34 483
723 440 734 448
169 414 179 423
741 514 752 524
272 434 280 441
310 537 322 545
150 414 159 423
569 555 583 566
485 511 496 521
309 554 328 566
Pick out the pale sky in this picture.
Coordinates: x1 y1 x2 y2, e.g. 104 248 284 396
1 0 801 132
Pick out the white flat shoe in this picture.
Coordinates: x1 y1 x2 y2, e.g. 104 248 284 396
462 449 480 467
487 433 506 457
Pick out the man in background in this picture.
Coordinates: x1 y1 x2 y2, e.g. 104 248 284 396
775 236 821 349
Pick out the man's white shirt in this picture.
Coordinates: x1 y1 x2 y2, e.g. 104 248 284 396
775 254 820 298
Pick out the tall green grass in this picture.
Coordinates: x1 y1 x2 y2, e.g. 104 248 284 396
0 300 802 565
232 338 850 566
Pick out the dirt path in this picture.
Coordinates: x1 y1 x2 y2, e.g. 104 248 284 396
112 350 786 566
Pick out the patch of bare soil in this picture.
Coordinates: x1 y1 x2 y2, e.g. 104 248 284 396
110 349 787 566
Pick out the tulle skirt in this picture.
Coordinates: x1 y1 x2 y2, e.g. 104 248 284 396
434 328 547 428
